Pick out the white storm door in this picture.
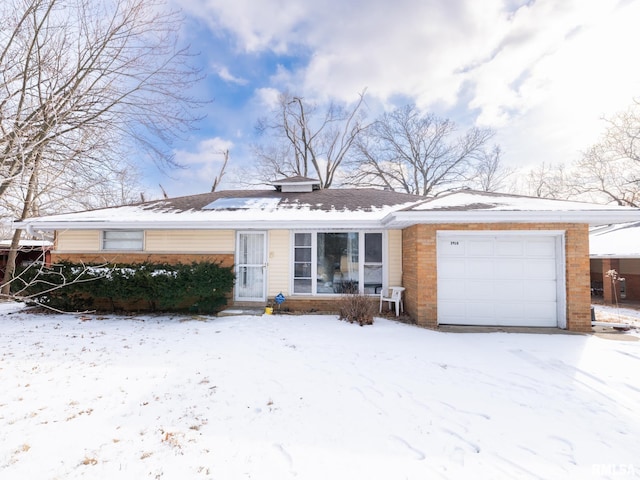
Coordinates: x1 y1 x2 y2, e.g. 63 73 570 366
236 232 267 302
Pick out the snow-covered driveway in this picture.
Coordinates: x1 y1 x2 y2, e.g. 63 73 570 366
1 303 638 479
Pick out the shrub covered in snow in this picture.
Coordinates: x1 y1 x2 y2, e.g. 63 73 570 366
15 261 234 313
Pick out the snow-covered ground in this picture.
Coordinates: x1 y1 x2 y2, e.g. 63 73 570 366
1 302 639 480
593 303 640 328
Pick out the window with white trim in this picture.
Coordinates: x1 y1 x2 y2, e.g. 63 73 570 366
293 233 312 293
363 233 383 293
102 230 144 251
293 231 384 295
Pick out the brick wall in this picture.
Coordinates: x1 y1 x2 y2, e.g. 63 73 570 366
275 297 378 314
564 224 591 332
622 273 640 301
601 258 622 304
592 258 640 303
402 223 592 332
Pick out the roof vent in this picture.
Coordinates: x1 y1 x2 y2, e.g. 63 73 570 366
271 175 321 193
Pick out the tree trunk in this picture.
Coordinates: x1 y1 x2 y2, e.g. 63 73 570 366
1 229 23 296
1 155 39 296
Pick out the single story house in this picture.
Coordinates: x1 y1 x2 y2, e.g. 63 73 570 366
16 176 640 332
590 222 640 304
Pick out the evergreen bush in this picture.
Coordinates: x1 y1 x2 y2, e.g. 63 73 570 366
15 261 235 313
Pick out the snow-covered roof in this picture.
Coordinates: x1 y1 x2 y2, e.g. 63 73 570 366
382 190 640 228
0 239 53 249
17 188 423 232
15 188 640 233
590 222 640 258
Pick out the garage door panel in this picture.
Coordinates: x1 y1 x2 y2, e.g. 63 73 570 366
437 233 560 327
494 302 525 322
438 302 466 321
495 280 524 299
494 258 523 278
466 279 494 300
525 238 556 257
464 258 494 278
495 239 524 256
438 258 466 278
525 303 557 325
438 279 460 300
526 259 556 279
438 240 465 256
465 302 495 319
466 239 494 256
527 280 557 300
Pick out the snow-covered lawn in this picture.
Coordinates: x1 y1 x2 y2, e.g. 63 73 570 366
593 303 640 328
1 302 639 480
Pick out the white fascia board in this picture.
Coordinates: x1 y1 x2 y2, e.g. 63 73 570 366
437 229 566 236
382 210 640 227
21 219 383 233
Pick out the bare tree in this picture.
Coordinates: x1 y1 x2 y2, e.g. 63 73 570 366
516 162 572 199
253 91 368 188
0 0 205 295
569 103 640 206
211 149 229 192
345 104 494 196
470 146 513 192
571 143 640 206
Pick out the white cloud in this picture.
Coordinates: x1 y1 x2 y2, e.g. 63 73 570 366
156 138 234 196
174 0 640 175
490 0 640 169
174 0 309 53
213 64 248 85
174 137 233 166
254 87 281 109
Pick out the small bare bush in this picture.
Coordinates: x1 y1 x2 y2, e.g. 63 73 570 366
338 292 376 326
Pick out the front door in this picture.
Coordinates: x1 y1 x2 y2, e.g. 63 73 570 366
235 232 267 302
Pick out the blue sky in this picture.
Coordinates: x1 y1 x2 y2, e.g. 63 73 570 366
144 0 640 197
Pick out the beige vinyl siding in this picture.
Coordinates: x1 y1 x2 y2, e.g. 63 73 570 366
387 229 403 286
267 230 290 297
56 230 100 252
145 230 234 253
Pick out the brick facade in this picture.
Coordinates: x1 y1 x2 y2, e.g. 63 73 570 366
269 297 377 314
622 274 640 302
591 258 640 303
402 223 591 332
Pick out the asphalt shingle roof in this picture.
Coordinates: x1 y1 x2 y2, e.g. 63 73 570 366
138 188 424 213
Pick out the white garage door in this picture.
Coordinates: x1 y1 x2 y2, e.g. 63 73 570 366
437 233 562 327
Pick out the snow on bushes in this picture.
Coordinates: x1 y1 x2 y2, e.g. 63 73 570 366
14 261 234 313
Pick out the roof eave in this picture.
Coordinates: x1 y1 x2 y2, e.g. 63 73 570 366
382 210 640 228
19 209 640 233
18 218 385 232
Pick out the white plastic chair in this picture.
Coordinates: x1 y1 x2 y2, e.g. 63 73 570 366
379 286 405 316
